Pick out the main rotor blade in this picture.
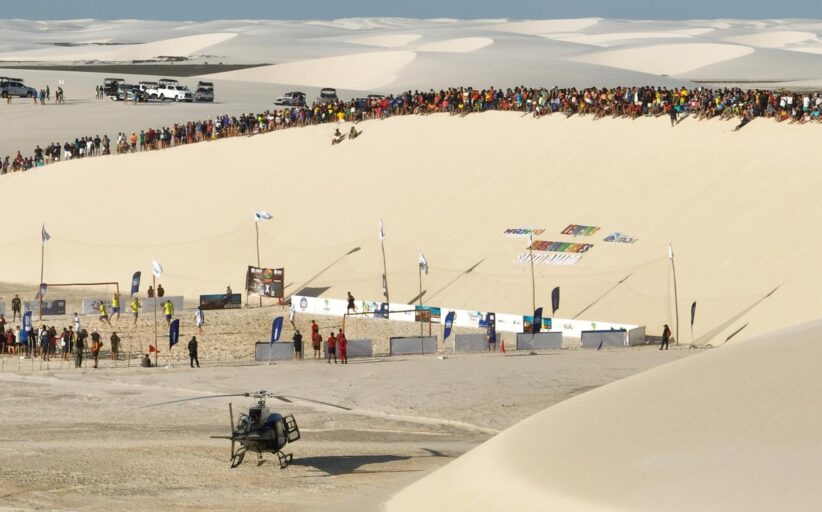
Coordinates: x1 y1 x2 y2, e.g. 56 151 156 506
271 395 352 411
141 393 249 408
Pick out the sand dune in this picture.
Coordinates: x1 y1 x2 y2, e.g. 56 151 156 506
489 18 601 35
2 19 822 87
541 31 694 47
203 50 416 89
348 34 422 48
572 43 755 75
724 30 818 48
416 37 494 53
3 113 822 346
386 318 822 511
0 32 238 62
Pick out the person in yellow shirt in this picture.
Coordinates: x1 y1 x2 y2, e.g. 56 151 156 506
163 300 174 326
99 302 112 327
130 297 140 326
111 293 121 321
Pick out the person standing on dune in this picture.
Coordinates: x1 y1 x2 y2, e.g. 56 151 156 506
660 324 671 350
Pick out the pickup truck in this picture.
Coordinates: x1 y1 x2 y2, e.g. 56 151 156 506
146 83 193 102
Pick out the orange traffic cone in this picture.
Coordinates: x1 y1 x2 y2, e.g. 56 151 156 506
500 339 506 353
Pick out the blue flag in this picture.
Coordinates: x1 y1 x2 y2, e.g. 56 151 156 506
443 311 455 340
532 307 543 334
22 312 32 341
169 319 180 348
271 316 284 344
131 271 141 296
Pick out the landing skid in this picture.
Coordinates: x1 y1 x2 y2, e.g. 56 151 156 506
230 447 246 468
276 451 293 469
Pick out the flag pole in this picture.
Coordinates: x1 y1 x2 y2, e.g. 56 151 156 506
153 273 158 367
529 234 536 314
255 220 262 308
669 243 680 346
39 234 45 322
379 220 390 318
419 262 424 354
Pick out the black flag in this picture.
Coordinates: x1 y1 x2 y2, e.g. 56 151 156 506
551 287 560 315
532 307 543 334
690 301 697 327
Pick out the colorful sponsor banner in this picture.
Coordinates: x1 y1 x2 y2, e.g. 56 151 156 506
530 240 593 253
246 266 284 298
24 300 66 316
503 227 546 238
603 232 639 244
199 293 242 310
290 295 639 338
523 315 552 332
515 253 582 265
415 305 441 323
562 224 601 237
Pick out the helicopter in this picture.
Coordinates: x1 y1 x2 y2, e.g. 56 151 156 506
146 390 350 469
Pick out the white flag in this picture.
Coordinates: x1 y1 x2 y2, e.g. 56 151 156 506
379 218 385 241
254 210 273 221
668 243 674 260
41 224 51 243
418 253 429 275
152 260 163 278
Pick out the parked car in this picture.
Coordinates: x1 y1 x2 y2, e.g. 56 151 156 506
146 83 193 102
102 77 125 96
195 81 214 102
273 91 306 106
112 84 146 102
0 79 37 98
320 88 338 102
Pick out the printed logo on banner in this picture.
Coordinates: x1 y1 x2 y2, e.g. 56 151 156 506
299 297 308 311
514 253 582 265
529 240 594 253
561 224 601 237
603 232 639 244
414 305 441 323
523 316 553 332
503 227 546 237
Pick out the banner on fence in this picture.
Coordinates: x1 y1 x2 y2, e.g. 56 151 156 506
24 300 66 316
199 293 242 310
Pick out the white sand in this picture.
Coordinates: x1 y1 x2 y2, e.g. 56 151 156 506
0 32 238 61
4 18 822 89
386 318 822 511
572 43 755 75
416 37 494 53
724 30 819 48
348 34 422 48
489 19 602 35
541 31 694 47
204 51 417 89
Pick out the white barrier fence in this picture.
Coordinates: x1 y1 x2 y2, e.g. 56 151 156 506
291 295 642 340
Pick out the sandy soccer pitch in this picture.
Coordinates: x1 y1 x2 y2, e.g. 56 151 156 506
0 339 688 511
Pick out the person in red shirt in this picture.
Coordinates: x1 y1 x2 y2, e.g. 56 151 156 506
326 332 337 364
337 328 348 364
310 320 321 359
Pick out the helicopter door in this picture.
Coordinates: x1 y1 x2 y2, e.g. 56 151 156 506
284 414 300 442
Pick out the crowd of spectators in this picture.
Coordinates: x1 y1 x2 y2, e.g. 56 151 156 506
3 85 822 174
